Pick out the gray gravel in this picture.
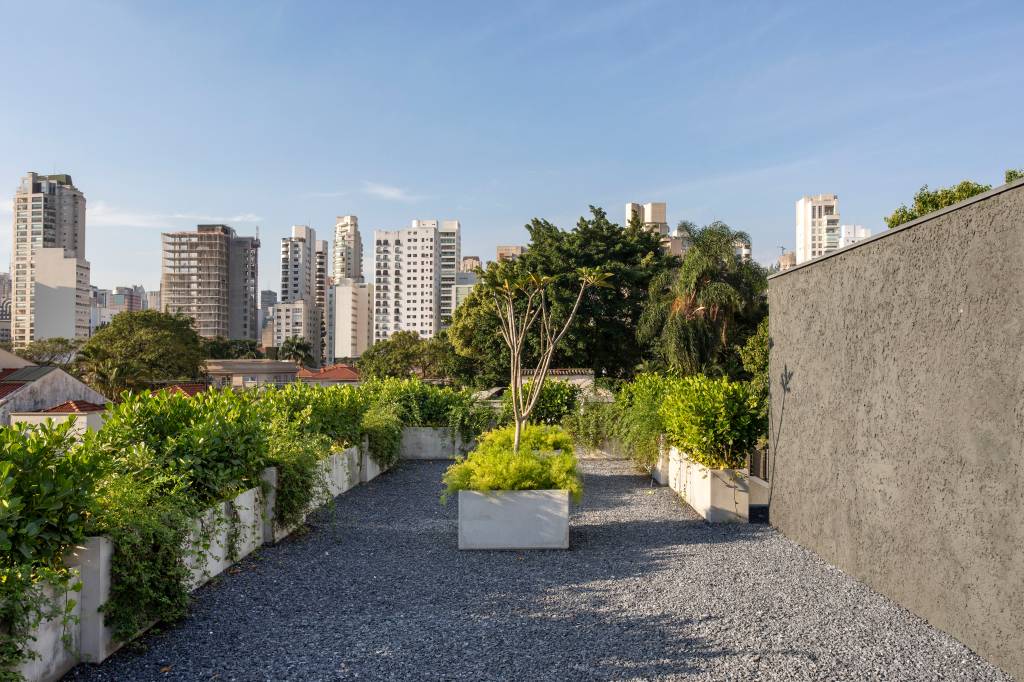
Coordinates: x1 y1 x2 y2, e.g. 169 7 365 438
66 459 1010 681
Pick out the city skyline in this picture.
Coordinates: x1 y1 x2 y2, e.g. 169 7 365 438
1 2 1021 291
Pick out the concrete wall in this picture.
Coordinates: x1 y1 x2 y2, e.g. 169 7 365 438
399 426 473 460
768 180 1024 678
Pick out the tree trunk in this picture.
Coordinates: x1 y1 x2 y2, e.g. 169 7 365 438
513 417 523 454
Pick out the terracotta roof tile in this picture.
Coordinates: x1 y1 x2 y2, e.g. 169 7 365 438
164 383 210 397
0 383 25 398
297 364 360 382
44 400 106 414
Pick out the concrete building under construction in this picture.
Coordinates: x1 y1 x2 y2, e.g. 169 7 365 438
160 224 260 340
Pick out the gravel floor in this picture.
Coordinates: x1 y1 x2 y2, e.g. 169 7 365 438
66 459 1010 681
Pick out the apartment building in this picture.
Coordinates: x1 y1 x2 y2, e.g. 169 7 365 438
452 271 477 312
272 298 322 361
839 224 872 248
373 219 460 342
496 245 524 262
160 224 260 340
330 279 373 360
460 256 482 272
11 172 90 347
795 194 841 264
625 201 690 257
274 225 327 362
333 215 363 282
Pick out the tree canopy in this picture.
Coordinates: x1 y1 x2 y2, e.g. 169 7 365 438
76 310 203 396
449 206 676 382
200 337 263 360
886 168 1022 229
19 337 80 371
279 337 314 366
637 220 767 377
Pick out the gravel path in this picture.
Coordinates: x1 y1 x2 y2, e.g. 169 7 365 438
67 459 1010 681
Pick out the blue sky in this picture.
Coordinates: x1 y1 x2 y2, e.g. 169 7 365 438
2 0 1022 292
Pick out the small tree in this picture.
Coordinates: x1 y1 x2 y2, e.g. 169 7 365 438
486 263 610 453
279 336 314 366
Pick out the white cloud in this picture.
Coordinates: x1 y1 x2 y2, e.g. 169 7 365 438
361 181 424 203
87 201 261 229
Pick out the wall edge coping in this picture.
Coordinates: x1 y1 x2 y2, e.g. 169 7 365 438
769 177 1024 280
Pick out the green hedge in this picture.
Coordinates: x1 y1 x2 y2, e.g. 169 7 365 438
0 378 486 676
660 374 764 469
499 380 581 426
441 424 582 503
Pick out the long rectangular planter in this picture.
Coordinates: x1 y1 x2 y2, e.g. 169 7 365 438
667 446 749 523
458 490 569 550
15 569 81 682
262 446 361 543
399 426 474 460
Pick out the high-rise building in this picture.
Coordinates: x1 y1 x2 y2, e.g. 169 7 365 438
109 286 145 313
734 240 752 262
11 172 90 347
333 215 362 282
272 299 321 362
452 271 477 312
438 220 460 323
161 224 260 340
496 245 525 262
0 273 11 301
279 226 318 303
460 256 482 272
625 202 669 235
274 225 326 363
146 290 161 312
839 224 872 249
795 194 841 264
373 219 459 342
260 289 277 312
778 251 796 272
330 280 373 361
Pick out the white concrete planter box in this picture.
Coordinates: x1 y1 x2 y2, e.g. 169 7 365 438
16 569 81 682
185 487 262 590
652 443 669 486
399 426 474 460
667 446 749 523
458 490 570 550
360 450 385 483
261 447 361 543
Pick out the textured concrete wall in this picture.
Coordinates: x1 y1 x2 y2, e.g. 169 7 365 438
768 181 1024 678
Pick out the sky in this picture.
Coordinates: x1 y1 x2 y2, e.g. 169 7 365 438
1 0 1022 292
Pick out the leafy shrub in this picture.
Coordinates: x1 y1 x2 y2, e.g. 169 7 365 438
0 421 99 568
361 403 403 469
499 380 581 426
441 424 582 502
263 410 332 531
360 377 492 441
0 421 99 674
614 374 680 470
562 400 619 451
259 383 364 447
660 374 765 469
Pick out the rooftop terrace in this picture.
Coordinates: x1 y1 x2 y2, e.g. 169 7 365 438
66 457 1007 681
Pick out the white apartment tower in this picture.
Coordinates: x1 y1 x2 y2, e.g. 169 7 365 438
795 194 841 264
333 215 363 282
11 172 90 347
274 225 327 363
625 202 669 235
373 219 461 342
279 225 318 303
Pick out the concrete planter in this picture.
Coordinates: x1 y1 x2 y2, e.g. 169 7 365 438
652 440 670 486
360 450 384 483
458 490 570 550
667 446 748 523
400 426 474 460
262 446 361 543
185 487 262 589
15 569 81 682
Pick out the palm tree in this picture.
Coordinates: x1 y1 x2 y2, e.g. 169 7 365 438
279 336 314 367
638 220 766 375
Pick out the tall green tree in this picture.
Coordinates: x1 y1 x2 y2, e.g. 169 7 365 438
356 331 425 379
638 220 767 376
76 311 203 396
19 337 80 371
886 180 991 229
278 337 314 366
450 206 675 381
200 337 263 359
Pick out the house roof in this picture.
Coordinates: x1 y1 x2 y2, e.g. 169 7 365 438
1 366 56 382
522 368 595 377
0 382 27 398
204 359 300 375
164 382 210 397
296 364 360 382
44 400 106 414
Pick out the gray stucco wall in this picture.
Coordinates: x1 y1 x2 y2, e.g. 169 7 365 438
768 180 1024 679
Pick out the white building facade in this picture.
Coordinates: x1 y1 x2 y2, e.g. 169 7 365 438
795 194 841 264
11 172 90 347
373 219 461 342
333 215 362 282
